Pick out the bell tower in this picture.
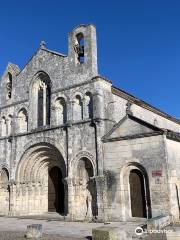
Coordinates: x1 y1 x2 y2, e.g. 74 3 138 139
68 24 98 76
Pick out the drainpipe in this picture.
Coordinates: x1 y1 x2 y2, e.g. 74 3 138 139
91 119 99 176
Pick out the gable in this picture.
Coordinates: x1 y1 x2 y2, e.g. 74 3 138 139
102 114 163 142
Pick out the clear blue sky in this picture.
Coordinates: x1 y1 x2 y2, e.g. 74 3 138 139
0 0 180 118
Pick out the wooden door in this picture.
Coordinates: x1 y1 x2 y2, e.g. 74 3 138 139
129 169 147 218
48 166 64 213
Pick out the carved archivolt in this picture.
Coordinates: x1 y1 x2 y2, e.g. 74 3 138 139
69 150 96 177
15 137 65 168
16 142 66 183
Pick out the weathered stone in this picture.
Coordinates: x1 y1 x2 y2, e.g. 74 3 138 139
147 215 170 230
92 226 119 240
166 230 180 240
25 224 42 239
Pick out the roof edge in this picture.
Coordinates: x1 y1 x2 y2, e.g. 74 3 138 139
112 85 180 125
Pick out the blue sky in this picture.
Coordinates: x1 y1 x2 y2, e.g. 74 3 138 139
0 0 180 118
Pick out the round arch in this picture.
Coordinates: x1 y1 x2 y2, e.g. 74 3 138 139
15 137 66 172
0 167 9 183
70 153 98 220
16 142 66 182
120 162 151 220
71 91 83 101
29 71 52 90
0 167 10 214
69 151 96 177
15 142 67 215
29 71 52 128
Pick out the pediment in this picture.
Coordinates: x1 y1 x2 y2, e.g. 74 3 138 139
17 47 66 79
1 63 20 80
102 114 163 142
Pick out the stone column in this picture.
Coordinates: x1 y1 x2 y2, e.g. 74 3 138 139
9 182 16 215
64 177 74 220
93 93 104 120
43 83 47 126
71 100 76 122
25 183 29 214
94 175 107 222
82 97 88 119
66 100 73 123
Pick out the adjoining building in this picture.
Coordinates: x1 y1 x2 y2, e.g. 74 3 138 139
0 24 180 222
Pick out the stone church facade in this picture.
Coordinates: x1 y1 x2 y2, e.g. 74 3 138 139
0 24 180 222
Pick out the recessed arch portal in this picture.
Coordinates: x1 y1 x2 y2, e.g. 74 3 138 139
73 157 98 220
0 167 9 184
0 167 10 214
16 143 67 215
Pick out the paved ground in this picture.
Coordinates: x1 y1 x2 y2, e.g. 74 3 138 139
0 216 146 239
0 216 175 239
0 217 101 238
0 232 84 240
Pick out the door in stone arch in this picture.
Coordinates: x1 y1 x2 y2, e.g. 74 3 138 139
129 169 147 218
48 166 65 214
0 168 10 214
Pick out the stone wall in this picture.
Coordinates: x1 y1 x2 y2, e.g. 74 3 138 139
166 139 180 221
103 135 170 221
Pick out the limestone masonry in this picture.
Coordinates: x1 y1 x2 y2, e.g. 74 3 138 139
0 24 180 222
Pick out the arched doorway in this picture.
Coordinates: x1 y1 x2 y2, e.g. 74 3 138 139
129 169 146 218
74 157 98 220
120 163 151 220
0 168 9 183
48 166 65 214
0 168 10 214
16 143 67 215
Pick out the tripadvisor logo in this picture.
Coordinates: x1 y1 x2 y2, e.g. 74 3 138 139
135 227 144 236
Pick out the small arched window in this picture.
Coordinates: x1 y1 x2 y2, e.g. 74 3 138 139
7 115 12 135
154 119 158 126
85 92 93 119
54 97 67 125
18 108 28 133
1 117 6 137
75 33 85 64
6 72 12 99
33 73 51 128
73 95 83 121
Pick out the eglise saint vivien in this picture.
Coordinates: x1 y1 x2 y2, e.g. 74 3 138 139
0 24 180 222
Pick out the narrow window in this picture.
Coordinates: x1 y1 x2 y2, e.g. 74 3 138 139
154 119 158 126
46 84 51 125
38 83 44 127
55 97 67 125
85 92 93 119
74 33 85 64
1 117 6 137
7 115 12 135
73 95 83 121
18 109 28 133
37 75 51 128
6 73 12 99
